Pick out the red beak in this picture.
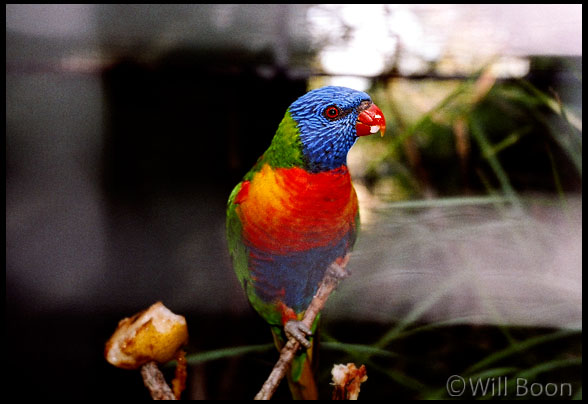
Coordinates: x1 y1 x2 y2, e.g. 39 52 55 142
356 103 386 137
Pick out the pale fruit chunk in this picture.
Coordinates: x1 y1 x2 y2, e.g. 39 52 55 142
105 302 188 369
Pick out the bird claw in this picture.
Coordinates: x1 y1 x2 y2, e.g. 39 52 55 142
327 261 350 280
284 320 313 349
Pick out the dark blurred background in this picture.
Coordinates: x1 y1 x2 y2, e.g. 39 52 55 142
6 5 581 399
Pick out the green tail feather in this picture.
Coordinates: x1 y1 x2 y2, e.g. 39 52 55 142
271 324 319 400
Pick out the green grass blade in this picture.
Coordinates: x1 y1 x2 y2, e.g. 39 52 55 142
376 195 510 210
183 343 274 366
321 340 398 359
514 357 582 380
469 113 521 209
374 274 465 349
464 329 580 375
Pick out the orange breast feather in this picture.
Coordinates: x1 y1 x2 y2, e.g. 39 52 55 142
236 164 358 254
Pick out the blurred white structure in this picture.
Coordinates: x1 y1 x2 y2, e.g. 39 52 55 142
307 4 582 89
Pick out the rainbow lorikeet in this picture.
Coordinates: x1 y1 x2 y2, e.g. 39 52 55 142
226 86 385 399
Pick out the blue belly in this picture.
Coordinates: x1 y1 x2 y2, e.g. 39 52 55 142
248 235 350 312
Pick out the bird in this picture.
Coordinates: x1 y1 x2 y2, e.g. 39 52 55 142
226 86 385 399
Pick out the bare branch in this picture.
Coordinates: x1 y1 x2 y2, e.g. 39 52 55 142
141 361 176 400
254 259 350 400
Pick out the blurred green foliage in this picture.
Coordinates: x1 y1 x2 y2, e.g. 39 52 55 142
363 69 582 202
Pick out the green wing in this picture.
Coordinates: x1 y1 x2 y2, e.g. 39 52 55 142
226 178 284 326
226 181 249 289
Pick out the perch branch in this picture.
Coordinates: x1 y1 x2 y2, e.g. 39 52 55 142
141 361 176 400
254 258 350 400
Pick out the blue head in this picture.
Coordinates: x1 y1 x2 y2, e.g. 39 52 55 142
288 86 384 172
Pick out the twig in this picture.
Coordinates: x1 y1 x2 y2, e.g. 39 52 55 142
172 350 188 399
141 361 176 400
254 259 350 400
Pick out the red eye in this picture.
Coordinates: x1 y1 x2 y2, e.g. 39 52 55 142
324 106 340 119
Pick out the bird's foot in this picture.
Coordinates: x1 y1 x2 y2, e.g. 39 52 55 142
284 320 313 349
327 255 351 280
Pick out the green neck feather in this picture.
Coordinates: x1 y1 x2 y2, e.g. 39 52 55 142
264 110 305 168
243 111 305 181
